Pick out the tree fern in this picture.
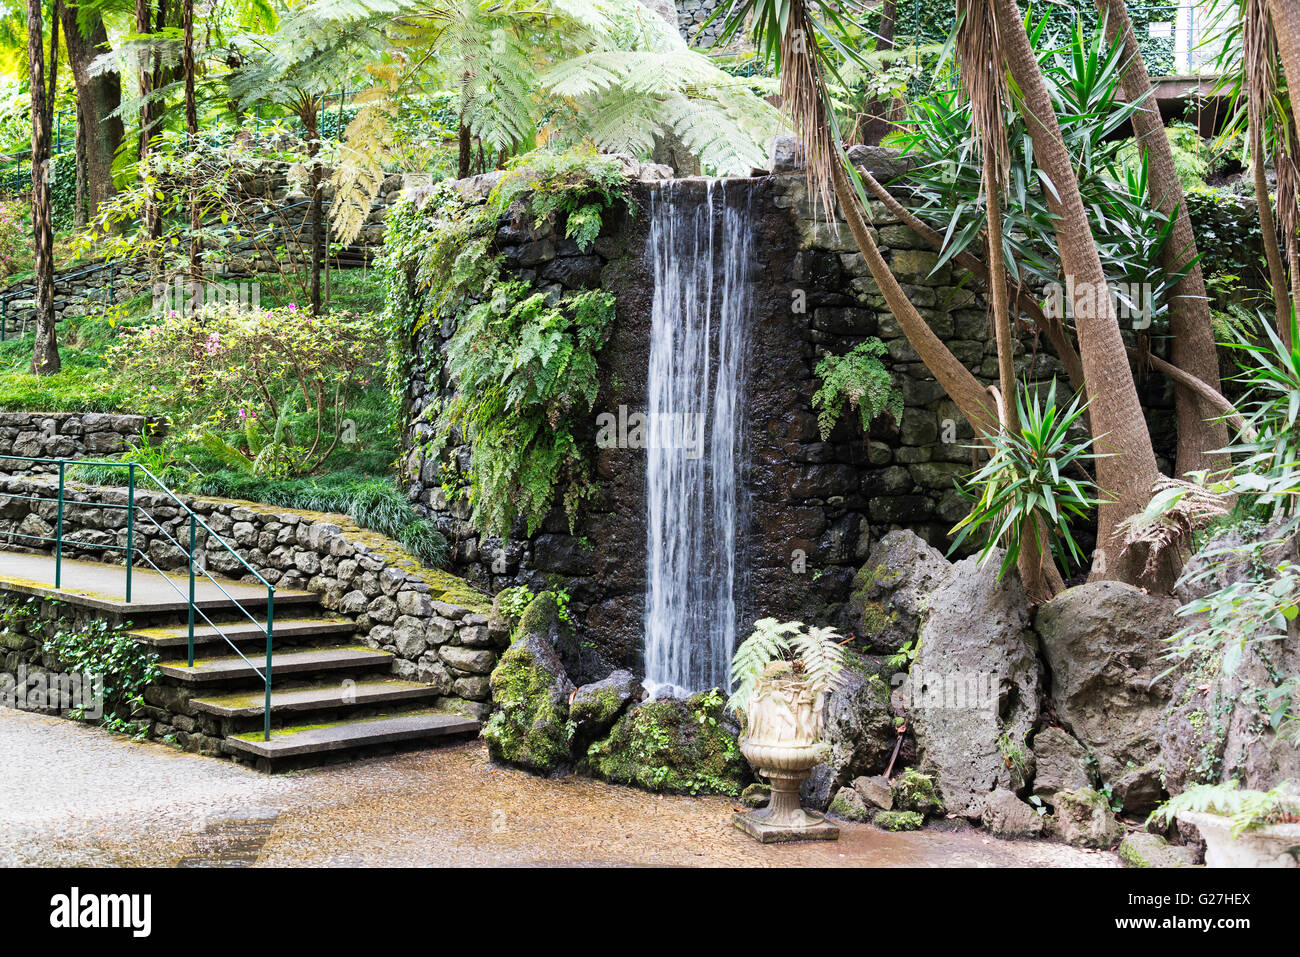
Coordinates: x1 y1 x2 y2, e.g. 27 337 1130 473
728 619 846 716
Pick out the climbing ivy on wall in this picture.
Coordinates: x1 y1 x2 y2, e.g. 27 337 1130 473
378 147 629 539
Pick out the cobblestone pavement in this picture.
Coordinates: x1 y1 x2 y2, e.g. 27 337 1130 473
1 708 1119 867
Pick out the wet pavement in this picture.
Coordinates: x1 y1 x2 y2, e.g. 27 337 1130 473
0 708 1118 867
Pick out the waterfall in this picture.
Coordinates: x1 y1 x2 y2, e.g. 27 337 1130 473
642 181 752 697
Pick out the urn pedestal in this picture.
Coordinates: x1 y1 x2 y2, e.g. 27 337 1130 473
732 678 839 843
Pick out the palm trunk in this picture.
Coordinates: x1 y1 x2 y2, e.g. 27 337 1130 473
1095 0 1229 476
1270 0 1300 147
58 2 122 215
27 0 60 375
994 0 1170 588
1253 123 1292 347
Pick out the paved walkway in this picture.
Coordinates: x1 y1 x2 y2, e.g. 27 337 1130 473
0 708 1118 867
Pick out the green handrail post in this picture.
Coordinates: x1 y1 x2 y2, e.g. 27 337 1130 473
55 462 65 587
125 463 135 603
187 513 197 668
2 296 7 342
264 586 274 741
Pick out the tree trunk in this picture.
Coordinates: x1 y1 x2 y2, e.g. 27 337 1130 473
28 0 60 375
306 104 323 316
183 0 201 286
995 0 1170 588
861 0 898 146
457 111 471 179
74 107 87 227
135 0 161 245
1254 123 1293 347
1270 0 1300 148
59 2 122 215
1095 0 1229 476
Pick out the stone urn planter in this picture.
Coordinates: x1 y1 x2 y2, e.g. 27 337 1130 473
733 672 838 843
1176 811 1300 868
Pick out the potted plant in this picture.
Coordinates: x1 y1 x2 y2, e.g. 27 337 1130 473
1152 781 1300 867
728 618 846 842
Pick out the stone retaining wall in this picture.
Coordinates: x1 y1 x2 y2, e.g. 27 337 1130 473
0 475 500 723
0 412 167 465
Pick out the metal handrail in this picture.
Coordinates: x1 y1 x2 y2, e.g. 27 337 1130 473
0 455 276 740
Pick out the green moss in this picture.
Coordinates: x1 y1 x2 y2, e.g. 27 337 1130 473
891 768 943 815
873 809 924 831
569 685 624 730
585 691 749 797
739 783 770 808
481 636 571 773
829 791 873 822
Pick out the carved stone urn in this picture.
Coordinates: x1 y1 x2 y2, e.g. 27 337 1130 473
733 669 839 843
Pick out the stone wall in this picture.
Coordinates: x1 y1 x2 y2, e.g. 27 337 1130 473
0 412 167 467
399 149 1179 681
0 474 500 722
676 0 730 48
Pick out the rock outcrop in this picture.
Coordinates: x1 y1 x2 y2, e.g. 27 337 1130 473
909 552 1041 818
1036 581 1179 812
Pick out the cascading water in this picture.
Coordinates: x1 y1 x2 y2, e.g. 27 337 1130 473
642 181 752 698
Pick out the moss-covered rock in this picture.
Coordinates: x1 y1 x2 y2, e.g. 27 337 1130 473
740 783 770 808
1050 787 1121 848
873 809 924 831
585 691 749 796
891 768 943 816
1118 831 1200 868
481 595 575 773
567 669 641 751
829 786 873 822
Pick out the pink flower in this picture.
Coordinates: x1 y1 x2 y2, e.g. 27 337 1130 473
286 302 297 312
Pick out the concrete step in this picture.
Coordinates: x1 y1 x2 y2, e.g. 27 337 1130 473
226 709 480 760
190 678 438 719
158 645 391 684
129 617 355 650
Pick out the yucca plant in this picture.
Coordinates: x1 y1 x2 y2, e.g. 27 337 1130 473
1222 308 1300 516
949 378 1104 588
727 618 847 717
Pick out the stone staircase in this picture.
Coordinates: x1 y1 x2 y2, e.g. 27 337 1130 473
131 593 480 771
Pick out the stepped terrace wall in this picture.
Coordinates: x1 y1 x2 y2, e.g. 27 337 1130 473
0 412 167 466
0 475 499 736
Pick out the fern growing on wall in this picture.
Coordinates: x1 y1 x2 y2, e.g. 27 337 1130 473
378 147 628 539
811 339 904 440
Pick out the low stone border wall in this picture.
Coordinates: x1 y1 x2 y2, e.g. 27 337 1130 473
0 412 167 464
0 475 501 724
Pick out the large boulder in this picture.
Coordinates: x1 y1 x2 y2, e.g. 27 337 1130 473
982 788 1045 838
1160 640 1300 797
909 552 1041 818
1035 581 1180 801
1031 727 1094 803
1049 787 1121 848
801 659 896 809
481 632 574 774
848 530 953 653
1119 832 1199 868
567 669 642 752
481 595 575 773
585 691 749 796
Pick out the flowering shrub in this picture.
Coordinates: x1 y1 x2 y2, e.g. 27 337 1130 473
109 304 383 476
